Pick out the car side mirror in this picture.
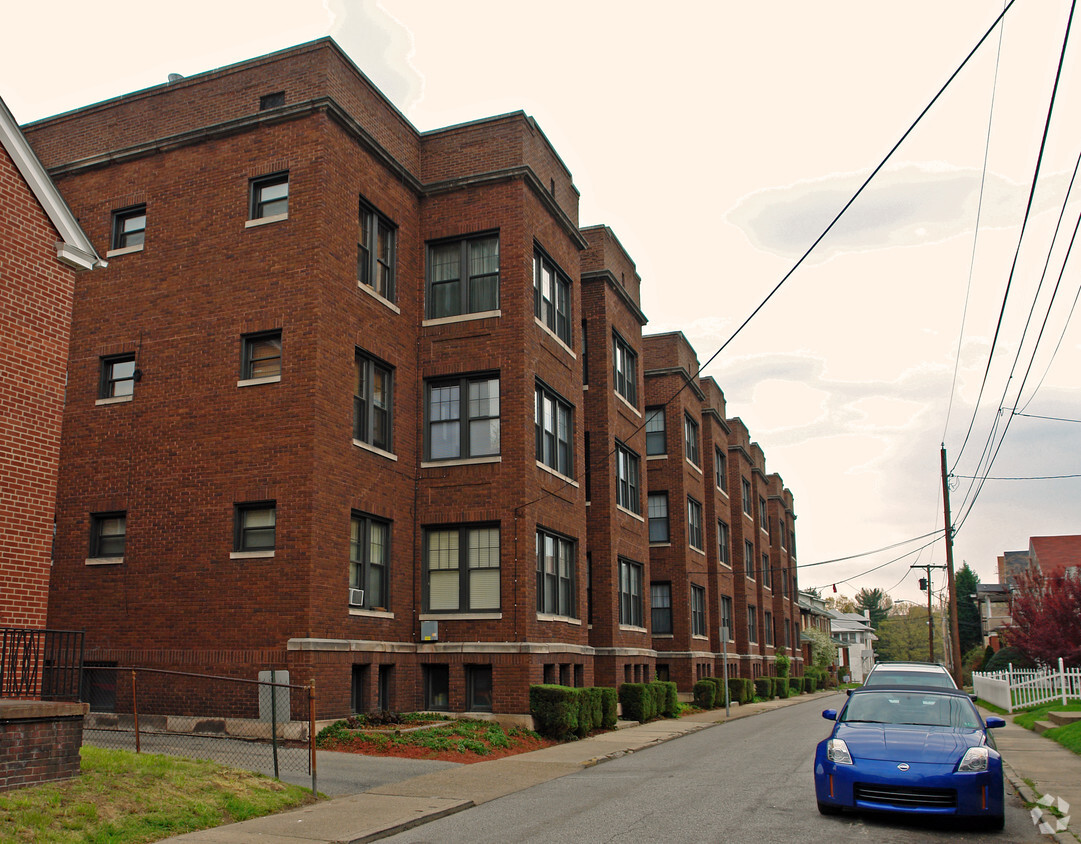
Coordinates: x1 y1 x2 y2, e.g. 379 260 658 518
846 688 853 696
822 709 837 721
970 694 979 702
985 716 1006 729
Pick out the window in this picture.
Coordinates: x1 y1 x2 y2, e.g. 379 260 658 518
764 611 774 646
250 172 288 219
581 320 589 384
259 91 285 110
533 249 571 344
425 525 500 612
536 529 576 617
358 200 396 301
235 503 275 552
715 447 727 492
427 234 499 318
100 354 135 398
350 513 389 609
242 331 281 380
618 558 643 627
721 595 733 639
651 582 672 634
426 375 500 460
687 497 704 551
647 493 669 543
424 664 449 710
718 519 730 565
645 407 666 455
584 432 591 501
762 554 771 589
612 331 637 406
780 521 787 549
759 496 767 527
90 512 126 558
111 206 145 250
615 442 640 514
748 606 758 643
354 352 393 451
745 540 755 579
684 415 700 466
741 478 752 516
691 585 706 637
466 665 493 712
785 620 792 649
535 382 573 477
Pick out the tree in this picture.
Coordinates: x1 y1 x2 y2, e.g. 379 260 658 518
855 587 892 629
1003 567 1081 668
952 563 982 656
874 603 945 663
803 626 837 671
825 594 857 614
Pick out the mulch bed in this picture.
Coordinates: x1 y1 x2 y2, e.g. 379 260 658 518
318 730 558 763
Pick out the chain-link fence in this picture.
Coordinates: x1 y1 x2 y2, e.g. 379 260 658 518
81 666 317 792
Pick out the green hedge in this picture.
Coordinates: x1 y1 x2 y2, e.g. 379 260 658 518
598 686 618 729
530 685 620 738
620 681 678 722
705 677 728 707
789 676 804 694
728 677 753 704
693 679 716 709
754 677 773 699
774 677 789 698
804 674 817 693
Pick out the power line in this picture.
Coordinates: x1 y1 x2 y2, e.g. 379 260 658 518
811 535 941 592
795 529 942 569
1013 412 1081 424
952 472 1081 480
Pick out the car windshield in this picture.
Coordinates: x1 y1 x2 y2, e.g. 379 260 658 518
864 670 955 688
841 691 981 729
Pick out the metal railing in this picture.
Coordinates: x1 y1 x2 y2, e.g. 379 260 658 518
81 666 318 793
0 628 84 700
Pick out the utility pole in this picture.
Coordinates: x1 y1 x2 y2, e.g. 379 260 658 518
941 446 964 686
911 562 944 663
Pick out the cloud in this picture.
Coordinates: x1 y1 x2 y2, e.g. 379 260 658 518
727 163 1042 259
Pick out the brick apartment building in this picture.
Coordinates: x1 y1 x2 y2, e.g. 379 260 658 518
23 39 801 719
0 94 101 630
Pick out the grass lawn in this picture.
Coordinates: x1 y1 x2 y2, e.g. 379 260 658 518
0 745 316 844
1009 701 1081 756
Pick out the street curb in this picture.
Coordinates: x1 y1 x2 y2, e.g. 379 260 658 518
348 798 475 844
1002 758 1074 844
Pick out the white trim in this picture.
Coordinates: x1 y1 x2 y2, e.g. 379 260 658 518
536 613 582 626
652 633 674 639
692 634 709 642
690 546 707 557
105 244 144 258
649 542 672 548
353 439 398 462
230 550 275 559
533 317 577 359
615 392 641 417
422 309 501 327
237 375 281 387
85 557 123 566
421 455 501 469
716 486 729 498
95 395 133 406
418 613 503 621
616 504 645 523
535 461 578 487
619 624 648 633
245 212 288 228
646 454 668 461
357 281 401 313
348 608 395 619
687 459 703 476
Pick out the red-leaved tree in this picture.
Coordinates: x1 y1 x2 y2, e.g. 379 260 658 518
1002 567 1081 668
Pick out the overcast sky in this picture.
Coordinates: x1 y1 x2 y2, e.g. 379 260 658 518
5 1 1079 606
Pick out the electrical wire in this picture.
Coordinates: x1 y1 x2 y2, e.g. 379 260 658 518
810 535 941 591
795 529 942 569
952 472 1081 480
1013 412 1081 423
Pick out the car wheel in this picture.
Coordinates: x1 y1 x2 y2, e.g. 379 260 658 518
817 801 842 816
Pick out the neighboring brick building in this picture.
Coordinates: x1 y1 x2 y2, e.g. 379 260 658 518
0 94 101 630
24 39 801 718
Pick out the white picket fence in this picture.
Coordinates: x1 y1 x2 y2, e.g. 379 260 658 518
972 658 1081 713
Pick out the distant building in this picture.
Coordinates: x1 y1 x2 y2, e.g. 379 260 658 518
829 610 876 682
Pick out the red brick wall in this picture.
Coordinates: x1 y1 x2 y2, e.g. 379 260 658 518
0 706 85 792
0 145 75 628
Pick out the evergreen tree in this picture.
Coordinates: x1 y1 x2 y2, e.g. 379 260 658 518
855 587 892 629
953 563 982 656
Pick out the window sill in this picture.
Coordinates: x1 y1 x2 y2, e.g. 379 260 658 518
418 612 503 621
646 454 668 462
230 550 275 559
619 624 647 633
649 542 671 548
535 461 578 486
358 282 401 313
690 546 706 557
615 392 641 417
349 608 394 619
353 439 398 461
95 395 133 406
105 244 143 258
717 487 729 498
533 317 577 359
616 504 645 523
245 213 288 228
687 460 703 476
422 309 500 327
86 557 123 566
536 613 582 625
692 634 709 642
652 633 674 639
719 561 732 570
421 455 501 469
237 375 281 388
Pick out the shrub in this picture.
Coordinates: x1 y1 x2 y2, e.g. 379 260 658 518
619 683 655 722
705 677 727 707
598 686 618 728
774 678 789 698
789 676 804 694
729 677 753 704
804 674 817 693
576 687 602 737
693 679 716 709
529 684 579 738
754 677 772 699
984 647 1036 673
980 645 996 671
652 680 679 718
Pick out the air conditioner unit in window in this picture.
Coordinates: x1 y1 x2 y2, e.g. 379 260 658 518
349 588 364 607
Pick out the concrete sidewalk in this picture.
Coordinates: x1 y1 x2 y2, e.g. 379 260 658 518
163 692 1081 844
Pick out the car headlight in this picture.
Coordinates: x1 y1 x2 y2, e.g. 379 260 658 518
958 747 989 772
827 738 853 765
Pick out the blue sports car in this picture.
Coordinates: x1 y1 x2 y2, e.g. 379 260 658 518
814 686 1007 829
